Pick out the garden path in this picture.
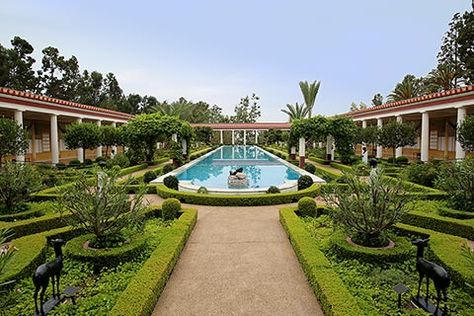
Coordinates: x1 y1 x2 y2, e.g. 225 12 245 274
144 195 324 316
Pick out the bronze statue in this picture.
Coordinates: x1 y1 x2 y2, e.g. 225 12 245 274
33 239 65 315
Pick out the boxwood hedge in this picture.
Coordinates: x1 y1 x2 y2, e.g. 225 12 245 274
0 212 73 240
156 184 320 206
279 207 364 316
109 208 197 316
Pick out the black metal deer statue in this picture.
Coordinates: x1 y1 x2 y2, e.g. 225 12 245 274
412 238 450 314
33 239 66 315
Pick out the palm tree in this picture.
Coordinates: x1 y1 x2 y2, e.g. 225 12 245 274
388 75 421 102
152 98 209 123
299 80 320 118
425 64 463 92
281 102 309 121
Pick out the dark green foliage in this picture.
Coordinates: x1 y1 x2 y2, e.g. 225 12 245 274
194 126 213 144
395 156 408 164
55 162 66 170
403 161 438 187
94 156 106 163
298 197 317 217
435 158 474 212
0 162 41 212
100 125 120 157
84 158 93 166
266 186 280 194
297 175 313 190
197 186 208 194
163 175 179 190
143 171 157 184
64 123 101 163
457 115 474 152
0 118 29 163
107 153 130 168
303 163 316 174
377 120 417 162
162 198 181 220
157 184 319 206
68 158 81 167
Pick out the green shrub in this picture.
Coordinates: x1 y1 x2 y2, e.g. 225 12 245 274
303 163 316 174
197 186 208 194
403 162 438 187
297 175 313 190
266 186 280 194
352 163 370 176
162 198 181 220
143 171 157 184
396 156 408 164
435 158 474 212
107 153 130 168
157 184 320 206
95 156 106 163
163 175 179 190
111 165 122 173
297 197 317 217
84 158 93 166
55 162 66 170
68 159 81 167
162 163 174 174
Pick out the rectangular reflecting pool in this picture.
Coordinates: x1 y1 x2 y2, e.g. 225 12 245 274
155 146 324 194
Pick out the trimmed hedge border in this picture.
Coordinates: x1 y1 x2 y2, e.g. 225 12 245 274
65 233 147 268
396 223 474 289
0 202 50 222
279 207 364 316
109 208 197 316
308 155 329 165
402 211 474 240
0 212 73 240
328 230 413 263
157 183 320 206
329 162 353 173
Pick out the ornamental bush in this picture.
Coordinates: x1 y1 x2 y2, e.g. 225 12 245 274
163 175 179 190
298 197 317 217
162 163 174 174
266 186 280 194
304 163 316 174
84 159 93 166
68 159 81 167
162 198 181 220
297 175 313 190
143 171 157 184
197 186 208 194
403 162 438 187
435 158 474 212
107 153 130 168
395 156 409 164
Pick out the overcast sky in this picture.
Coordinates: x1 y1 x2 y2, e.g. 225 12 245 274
1 0 471 121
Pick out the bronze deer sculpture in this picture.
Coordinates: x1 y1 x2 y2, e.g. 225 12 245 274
33 239 66 315
412 238 450 314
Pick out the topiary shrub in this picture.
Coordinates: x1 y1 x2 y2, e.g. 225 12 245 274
266 186 280 194
297 175 314 190
55 163 66 170
68 159 81 167
162 198 181 220
298 197 317 217
162 163 174 174
304 163 316 174
395 156 408 164
197 186 208 194
353 163 370 176
143 171 157 184
403 161 438 187
107 153 130 168
84 158 93 166
163 175 179 190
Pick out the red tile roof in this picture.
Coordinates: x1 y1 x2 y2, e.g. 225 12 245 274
192 122 291 130
0 87 133 120
349 85 474 117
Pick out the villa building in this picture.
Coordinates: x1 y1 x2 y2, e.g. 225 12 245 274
0 87 131 164
349 85 474 161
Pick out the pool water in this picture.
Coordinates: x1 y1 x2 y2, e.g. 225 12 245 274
175 146 301 189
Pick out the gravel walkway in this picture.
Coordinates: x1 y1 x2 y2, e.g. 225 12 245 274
144 195 323 316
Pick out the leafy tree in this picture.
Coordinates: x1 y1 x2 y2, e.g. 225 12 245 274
208 104 227 123
356 125 378 149
324 169 410 247
194 127 213 144
0 118 29 163
281 102 309 121
371 93 384 106
0 162 41 212
388 74 422 102
99 73 123 109
329 117 357 164
425 64 463 92
349 101 367 112
3 37 37 92
100 125 120 157
153 98 212 123
232 93 261 123
76 70 105 106
64 123 101 163
299 80 321 118
377 120 417 162
262 129 283 144
457 115 474 152
58 169 147 247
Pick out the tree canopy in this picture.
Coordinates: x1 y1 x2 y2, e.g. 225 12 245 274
64 122 101 163
457 115 474 152
0 118 29 163
377 120 417 161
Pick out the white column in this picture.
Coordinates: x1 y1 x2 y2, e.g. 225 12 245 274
376 118 383 158
220 130 223 144
396 115 403 158
14 110 25 162
362 120 367 129
182 139 187 155
232 130 235 145
172 133 178 142
420 112 430 162
96 120 102 158
326 135 335 161
50 114 59 164
255 130 258 144
111 122 117 157
456 107 467 160
243 130 247 146
76 118 84 162
299 137 306 167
